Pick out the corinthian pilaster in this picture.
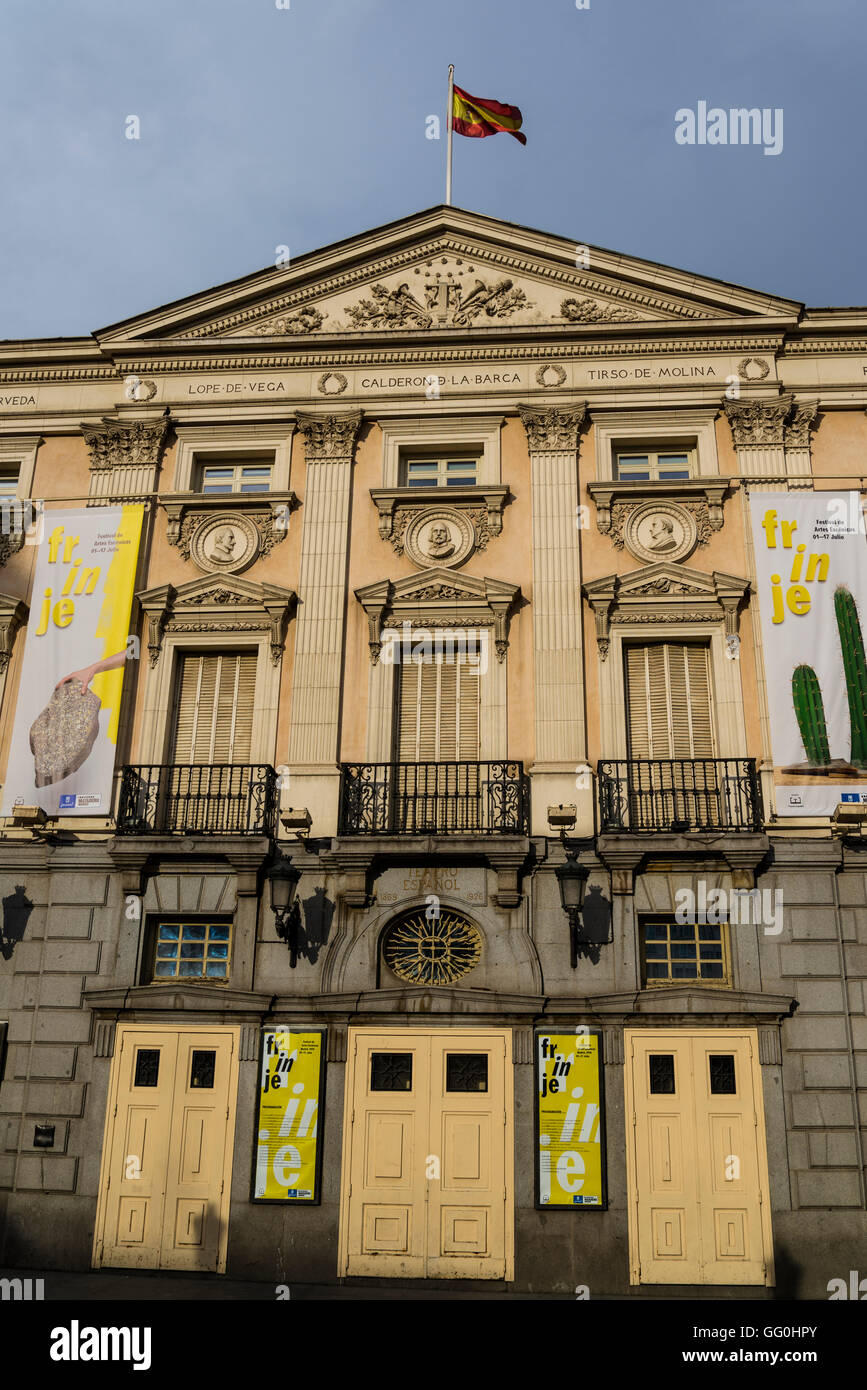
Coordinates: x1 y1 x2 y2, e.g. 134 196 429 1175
81 410 170 503
518 402 589 834
724 394 817 489
287 412 363 830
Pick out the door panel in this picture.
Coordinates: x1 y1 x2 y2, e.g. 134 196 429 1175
99 1031 178 1270
426 1035 507 1278
344 1032 429 1277
159 1032 236 1272
94 1027 239 1274
625 1030 773 1286
340 1029 512 1280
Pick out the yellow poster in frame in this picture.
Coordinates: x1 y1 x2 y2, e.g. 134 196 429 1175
536 1030 606 1208
253 1030 325 1202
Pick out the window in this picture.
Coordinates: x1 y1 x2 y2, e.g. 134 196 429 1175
641 917 731 987
0 467 19 496
170 651 256 763
147 919 232 982
198 458 273 494
397 654 480 761
615 449 693 481
403 457 478 488
624 643 714 759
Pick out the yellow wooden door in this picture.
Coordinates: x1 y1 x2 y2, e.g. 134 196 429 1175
625 1029 773 1286
159 1031 238 1272
340 1029 513 1279
94 1026 239 1274
95 1029 179 1270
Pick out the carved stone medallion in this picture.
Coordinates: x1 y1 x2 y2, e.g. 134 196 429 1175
189 513 261 575
402 508 474 569
623 501 697 564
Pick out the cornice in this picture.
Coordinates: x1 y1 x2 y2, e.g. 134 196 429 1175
104 335 788 379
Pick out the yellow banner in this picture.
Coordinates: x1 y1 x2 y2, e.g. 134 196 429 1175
537 1032 604 1207
254 1030 323 1202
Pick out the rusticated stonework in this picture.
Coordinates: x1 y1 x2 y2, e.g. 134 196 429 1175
518 403 587 453
296 411 362 462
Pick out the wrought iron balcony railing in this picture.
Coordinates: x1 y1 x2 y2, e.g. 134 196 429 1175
339 761 528 836
598 758 762 833
116 764 278 837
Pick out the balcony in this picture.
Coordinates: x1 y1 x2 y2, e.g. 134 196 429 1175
116 764 278 837
598 759 762 834
338 761 528 836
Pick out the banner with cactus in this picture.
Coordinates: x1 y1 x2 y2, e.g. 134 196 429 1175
750 492 867 816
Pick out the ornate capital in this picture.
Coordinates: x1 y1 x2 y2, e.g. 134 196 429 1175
724 395 792 447
296 410 362 463
80 411 170 471
784 400 819 449
518 403 587 454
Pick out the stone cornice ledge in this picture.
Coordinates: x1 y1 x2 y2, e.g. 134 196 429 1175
596 832 770 893
83 984 274 1015
544 986 796 1022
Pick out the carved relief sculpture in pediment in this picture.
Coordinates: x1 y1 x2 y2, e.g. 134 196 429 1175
138 575 297 667
560 296 640 324
346 258 531 330
355 568 521 665
582 563 750 659
249 306 325 336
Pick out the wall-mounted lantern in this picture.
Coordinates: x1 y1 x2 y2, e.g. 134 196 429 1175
269 857 302 967
554 857 591 969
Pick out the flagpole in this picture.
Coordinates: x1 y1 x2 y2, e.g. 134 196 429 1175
445 64 454 205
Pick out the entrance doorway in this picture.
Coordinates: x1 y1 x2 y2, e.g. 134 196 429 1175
93 1026 239 1273
624 1028 774 1285
339 1028 513 1279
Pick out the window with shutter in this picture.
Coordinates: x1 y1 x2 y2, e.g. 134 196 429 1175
624 643 714 759
397 655 480 762
170 652 256 764
394 653 482 832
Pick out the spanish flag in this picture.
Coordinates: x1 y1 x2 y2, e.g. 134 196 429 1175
452 84 527 145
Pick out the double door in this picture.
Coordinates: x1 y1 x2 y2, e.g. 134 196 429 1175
93 1026 239 1273
339 1028 513 1279
625 1029 774 1285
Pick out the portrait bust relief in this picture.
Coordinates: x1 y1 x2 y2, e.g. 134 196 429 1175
190 513 260 574
403 508 474 569
624 501 697 564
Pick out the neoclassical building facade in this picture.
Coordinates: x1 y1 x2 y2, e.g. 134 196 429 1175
0 206 865 1294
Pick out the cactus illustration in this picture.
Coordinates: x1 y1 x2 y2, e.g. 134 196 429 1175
835 585 867 766
792 664 831 765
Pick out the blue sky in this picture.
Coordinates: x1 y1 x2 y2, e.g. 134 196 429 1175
3 0 866 337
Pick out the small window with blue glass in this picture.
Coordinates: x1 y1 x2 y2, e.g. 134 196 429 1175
149 919 232 982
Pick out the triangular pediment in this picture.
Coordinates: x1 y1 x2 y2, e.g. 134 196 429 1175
95 206 802 346
138 574 295 609
584 561 750 603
